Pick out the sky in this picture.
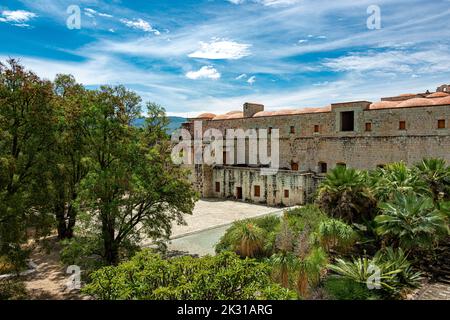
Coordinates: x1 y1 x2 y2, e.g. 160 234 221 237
1 0 450 117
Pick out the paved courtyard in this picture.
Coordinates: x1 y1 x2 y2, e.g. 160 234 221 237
171 199 286 238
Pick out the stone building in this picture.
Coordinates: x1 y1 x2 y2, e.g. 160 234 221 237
180 85 450 207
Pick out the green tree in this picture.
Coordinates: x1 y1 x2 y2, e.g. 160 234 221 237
317 166 376 224
228 220 266 258
0 59 56 266
49 74 91 239
414 158 450 202
76 87 196 264
375 192 449 251
371 162 429 202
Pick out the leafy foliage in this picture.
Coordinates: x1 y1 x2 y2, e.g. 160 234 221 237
324 276 380 300
371 162 430 202
318 219 357 253
328 247 421 297
317 166 377 224
375 192 449 251
0 59 56 266
83 250 296 300
414 158 450 201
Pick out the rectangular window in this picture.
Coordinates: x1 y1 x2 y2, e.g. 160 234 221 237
340 111 355 131
319 162 328 173
223 151 227 165
291 162 299 171
336 162 346 168
438 119 445 129
215 182 220 193
284 190 289 198
399 121 406 130
365 122 372 132
314 125 320 133
268 127 272 134
254 185 261 197
290 126 295 134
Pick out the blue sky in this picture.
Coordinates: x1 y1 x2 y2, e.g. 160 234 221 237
1 0 450 117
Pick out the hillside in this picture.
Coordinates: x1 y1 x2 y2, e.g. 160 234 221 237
132 116 186 134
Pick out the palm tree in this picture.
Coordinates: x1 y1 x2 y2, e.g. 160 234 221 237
294 247 328 298
414 158 450 202
371 162 430 202
375 192 449 251
229 220 265 258
317 166 376 224
268 252 298 288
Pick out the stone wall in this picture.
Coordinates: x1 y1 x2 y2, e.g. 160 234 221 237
182 102 450 205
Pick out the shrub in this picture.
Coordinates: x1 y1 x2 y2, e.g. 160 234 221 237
0 279 27 300
324 276 380 300
83 250 296 300
328 247 421 297
375 192 449 251
285 205 327 233
215 215 280 255
316 166 377 224
318 219 357 253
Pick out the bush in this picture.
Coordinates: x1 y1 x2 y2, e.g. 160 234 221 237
375 192 449 251
324 276 380 300
60 237 106 278
318 219 357 253
215 215 280 255
83 250 296 300
328 247 421 298
0 279 27 300
285 205 327 233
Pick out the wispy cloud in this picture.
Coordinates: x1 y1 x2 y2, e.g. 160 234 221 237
186 66 221 80
84 8 113 18
188 38 251 60
120 18 160 34
322 47 450 75
0 9 37 27
228 0 302 6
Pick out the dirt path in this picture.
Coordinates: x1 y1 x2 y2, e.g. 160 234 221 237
23 238 84 300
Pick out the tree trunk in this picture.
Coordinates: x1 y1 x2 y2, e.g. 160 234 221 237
104 238 119 265
102 214 119 265
55 197 68 240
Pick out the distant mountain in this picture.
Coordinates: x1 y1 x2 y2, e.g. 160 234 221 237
132 116 186 134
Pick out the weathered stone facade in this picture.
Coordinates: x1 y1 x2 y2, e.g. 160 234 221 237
182 86 450 207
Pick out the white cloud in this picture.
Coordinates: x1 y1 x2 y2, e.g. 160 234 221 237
120 18 160 35
188 39 251 60
186 66 221 80
228 0 301 6
322 48 450 75
247 76 256 84
0 10 37 27
84 8 113 18
258 0 302 6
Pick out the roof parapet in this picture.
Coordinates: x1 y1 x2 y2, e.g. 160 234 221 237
331 101 372 110
243 102 264 118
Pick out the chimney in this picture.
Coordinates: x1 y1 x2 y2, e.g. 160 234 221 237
243 102 264 118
